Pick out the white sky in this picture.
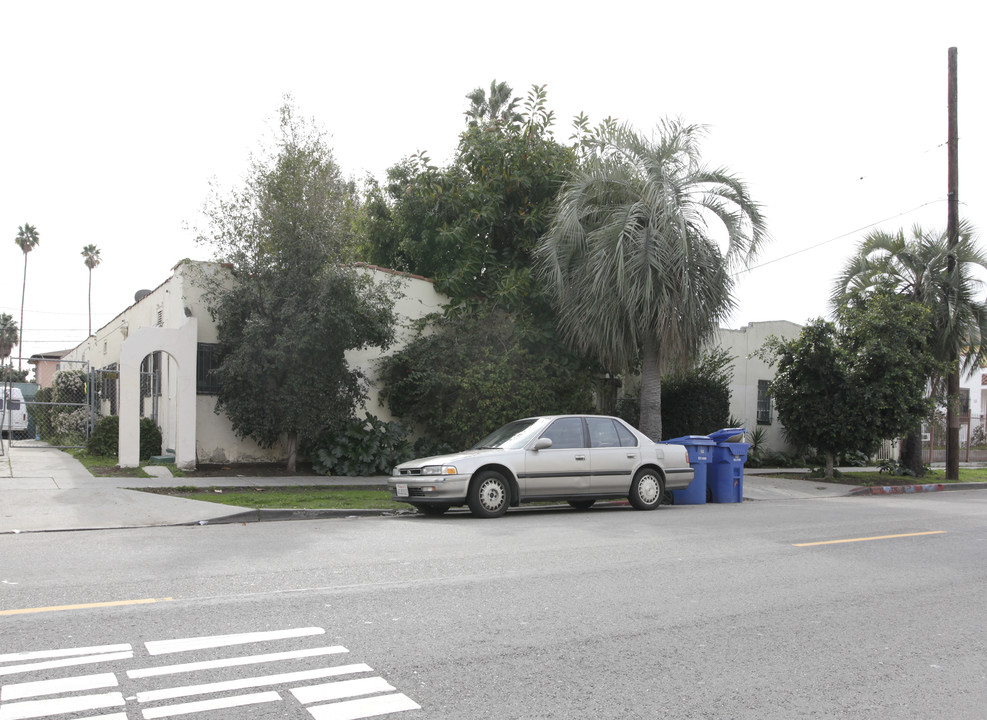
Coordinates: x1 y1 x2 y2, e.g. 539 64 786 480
2 0 985 362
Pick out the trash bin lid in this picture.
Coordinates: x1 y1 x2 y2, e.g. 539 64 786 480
663 435 717 446
708 427 745 443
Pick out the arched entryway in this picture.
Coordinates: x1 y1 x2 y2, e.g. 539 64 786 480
118 319 197 470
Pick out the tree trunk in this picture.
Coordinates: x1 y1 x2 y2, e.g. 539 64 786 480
285 431 298 473
639 335 662 441
900 426 925 477
824 451 835 480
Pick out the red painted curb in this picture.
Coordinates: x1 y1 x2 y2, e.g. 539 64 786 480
866 484 947 495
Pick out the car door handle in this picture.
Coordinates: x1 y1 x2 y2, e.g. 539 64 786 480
575 455 586 461
626 453 638 459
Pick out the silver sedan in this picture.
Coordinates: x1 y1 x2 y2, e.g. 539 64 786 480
388 415 694 518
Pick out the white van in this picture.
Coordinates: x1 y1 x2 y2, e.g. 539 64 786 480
1 387 29 438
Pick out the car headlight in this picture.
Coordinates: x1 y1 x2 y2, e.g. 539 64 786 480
421 465 458 475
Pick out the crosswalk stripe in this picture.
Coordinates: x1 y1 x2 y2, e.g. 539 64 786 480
291 677 395 705
135 665 374 703
306 693 422 720
127 646 349 679
0 672 118 701
0 691 124 720
140 691 281 719
0 646 131 664
145 627 324 655
0 653 133 678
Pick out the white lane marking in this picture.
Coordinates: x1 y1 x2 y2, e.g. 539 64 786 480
0 653 133 678
307 693 422 720
0 691 124 720
0 672 118 701
140 691 281 719
85 714 128 720
145 627 324 655
0 646 131 664
291 677 394 705
127 646 349 679
135 665 374 703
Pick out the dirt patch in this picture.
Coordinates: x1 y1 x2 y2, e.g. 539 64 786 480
179 463 321 478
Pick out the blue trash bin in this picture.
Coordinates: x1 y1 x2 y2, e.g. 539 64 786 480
663 435 715 505
708 428 749 503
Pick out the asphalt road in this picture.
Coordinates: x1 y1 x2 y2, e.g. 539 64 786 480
2 491 985 719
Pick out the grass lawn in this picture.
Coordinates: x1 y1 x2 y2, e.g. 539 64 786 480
67 450 185 479
762 467 987 486
138 485 407 510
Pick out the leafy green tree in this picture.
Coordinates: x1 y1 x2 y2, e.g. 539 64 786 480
831 222 987 475
82 244 101 337
380 309 594 454
464 80 522 128
197 101 397 471
536 120 767 441
764 293 941 478
361 83 575 314
14 223 40 369
0 313 18 362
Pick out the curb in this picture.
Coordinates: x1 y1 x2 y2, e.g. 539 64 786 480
848 481 987 496
199 508 406 524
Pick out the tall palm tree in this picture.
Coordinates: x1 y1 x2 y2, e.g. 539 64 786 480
831 221 987 474
82 244 102 336
14 224 40 370
536 120 767 440
0 313 18 363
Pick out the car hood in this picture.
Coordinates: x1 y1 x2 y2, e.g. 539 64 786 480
396 448 505 469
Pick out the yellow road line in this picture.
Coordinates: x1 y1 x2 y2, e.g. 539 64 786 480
794 531 946 547
0 597 173 616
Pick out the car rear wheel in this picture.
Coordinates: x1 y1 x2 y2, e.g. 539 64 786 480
467 470 510 518
629 468 664 510
567 499 595 510
412 504 450 516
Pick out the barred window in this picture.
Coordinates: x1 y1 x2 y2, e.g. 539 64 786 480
757 380 772 425
197 343 221 394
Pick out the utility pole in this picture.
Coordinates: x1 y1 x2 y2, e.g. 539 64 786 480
946 47 959 481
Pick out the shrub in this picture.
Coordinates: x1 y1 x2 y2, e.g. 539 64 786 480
380 309 594 451
307 414 412 476
88 415 119 456
139 417 162 460
86 415 162 461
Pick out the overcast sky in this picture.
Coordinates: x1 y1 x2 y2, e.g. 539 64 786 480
2 0 984 362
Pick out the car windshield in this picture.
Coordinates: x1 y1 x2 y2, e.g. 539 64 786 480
472 418 544 450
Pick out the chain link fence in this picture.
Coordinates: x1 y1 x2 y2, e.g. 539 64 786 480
3 358 160 450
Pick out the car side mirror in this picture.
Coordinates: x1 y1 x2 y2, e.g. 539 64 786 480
532 437 552 451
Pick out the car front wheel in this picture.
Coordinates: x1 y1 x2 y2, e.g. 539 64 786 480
629 468 664 510
468 470 510 518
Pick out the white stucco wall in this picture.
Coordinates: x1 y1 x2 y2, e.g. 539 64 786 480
715 320 803 453
61 259 447 466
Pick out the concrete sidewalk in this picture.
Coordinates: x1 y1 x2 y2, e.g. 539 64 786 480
1 443 981 533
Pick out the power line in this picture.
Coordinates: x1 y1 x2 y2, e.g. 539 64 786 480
733 197 948 278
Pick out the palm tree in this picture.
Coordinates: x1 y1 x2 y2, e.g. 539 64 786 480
536 120 767 440
14 224 40 370
82 244 102 336
831 222 987 474
0 313 18 362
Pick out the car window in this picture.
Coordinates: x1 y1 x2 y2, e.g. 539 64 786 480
587 417 621 448
614 420 638 447
540 418 585 449
473 418 542 449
